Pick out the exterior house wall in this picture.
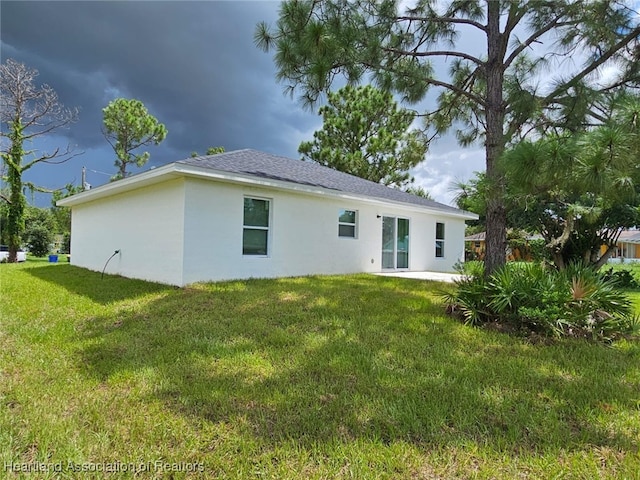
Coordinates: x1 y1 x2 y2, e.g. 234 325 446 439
70 179 186 285
426 217 466 271
180 178 466 284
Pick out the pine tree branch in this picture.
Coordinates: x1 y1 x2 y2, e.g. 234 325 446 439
382 47 484 65
503 3 526 38
395 16 486 32
427 77 486 107
543 26 640 104
504 19 575 70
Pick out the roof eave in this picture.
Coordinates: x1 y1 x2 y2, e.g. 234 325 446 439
175 163 479 220
56 161 479 220
56 164 180 207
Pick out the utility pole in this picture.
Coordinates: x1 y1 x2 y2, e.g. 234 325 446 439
81 166 90 190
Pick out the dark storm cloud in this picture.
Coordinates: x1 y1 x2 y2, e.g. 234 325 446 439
1 1 317 167
1 0 482 206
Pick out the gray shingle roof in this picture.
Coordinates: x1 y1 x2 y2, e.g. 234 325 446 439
619 230 640 243
178 149 468 215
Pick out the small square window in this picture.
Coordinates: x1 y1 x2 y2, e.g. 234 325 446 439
338 209 357 238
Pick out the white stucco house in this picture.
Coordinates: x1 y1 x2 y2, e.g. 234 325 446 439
57 149 478 286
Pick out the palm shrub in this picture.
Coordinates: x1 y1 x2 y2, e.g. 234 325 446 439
443 274 491 325
444 262 635 341
560 264 632 341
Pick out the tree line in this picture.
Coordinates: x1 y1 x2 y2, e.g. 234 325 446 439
3 0 640 267
256 0 640 275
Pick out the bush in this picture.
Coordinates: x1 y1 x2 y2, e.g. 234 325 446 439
453 259 485 277
61 232 71 255
443 262 636 342
600 267 639 289
25 225 52 257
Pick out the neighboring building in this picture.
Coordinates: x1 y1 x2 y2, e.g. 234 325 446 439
467 229 640 264
465 232 486 260
465 231 543 261
58 149 477 286
604 230 640 263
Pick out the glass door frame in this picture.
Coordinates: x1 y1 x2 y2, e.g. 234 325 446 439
381 216 410 270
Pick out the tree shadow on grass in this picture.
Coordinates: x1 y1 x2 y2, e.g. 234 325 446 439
76 274 640 453
25 263 173 304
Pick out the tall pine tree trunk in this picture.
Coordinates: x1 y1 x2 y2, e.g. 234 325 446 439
483 1 507 275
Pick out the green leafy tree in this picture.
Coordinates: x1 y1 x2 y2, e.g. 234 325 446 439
25 225 51 257
458 95 640 269
190 146 225 157
256 1 640 274
503 96 640 270
102 98 167 180
453 173 487 227
0 202 60 256
22 206 56 257
298 85 427 188
0 59 78 262
51 183 82 249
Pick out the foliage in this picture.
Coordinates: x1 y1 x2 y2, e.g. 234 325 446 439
404 185 433 199
24 224 52 257
102 98 167 180
257 0 640 274
608 263 640 287
455 95 640 269
22 206 57 256
61 232 71 255
601 267 640 289
0 196 8 245
2 263 640 478
0 58 78 262
50 183 82 238
453 173 487 222
526 239 549 263
190 146 225 157
298 85 427 188
453 259 485 277
502 95 640 269
444 262 636 342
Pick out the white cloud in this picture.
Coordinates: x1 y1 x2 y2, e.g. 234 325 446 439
411 145 485 206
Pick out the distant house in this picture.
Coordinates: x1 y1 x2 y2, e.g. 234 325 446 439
465 231 543 261
604 230 640 263
465 232 487 260
467 229 640 265
58 149 477 286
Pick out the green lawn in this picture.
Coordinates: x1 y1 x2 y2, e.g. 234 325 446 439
2 260 640 479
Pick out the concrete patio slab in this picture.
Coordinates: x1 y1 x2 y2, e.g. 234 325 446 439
373 271 464 283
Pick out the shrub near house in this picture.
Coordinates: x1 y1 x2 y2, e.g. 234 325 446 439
444 262 638 342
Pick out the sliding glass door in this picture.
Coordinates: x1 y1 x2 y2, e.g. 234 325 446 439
382 216 409 269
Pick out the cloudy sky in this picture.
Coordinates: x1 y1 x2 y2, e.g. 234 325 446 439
1 1 485 207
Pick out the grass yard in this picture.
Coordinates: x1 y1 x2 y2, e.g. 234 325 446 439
1 260 640 479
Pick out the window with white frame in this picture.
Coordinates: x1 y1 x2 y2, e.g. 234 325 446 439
243 197 270 255
338 209 357 238
435 222 445 258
